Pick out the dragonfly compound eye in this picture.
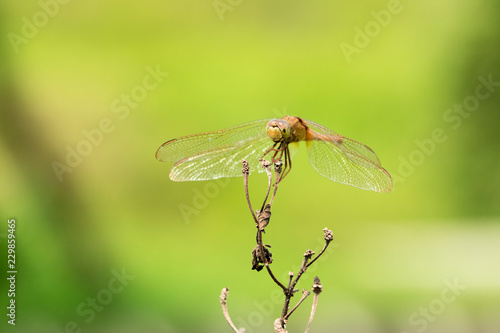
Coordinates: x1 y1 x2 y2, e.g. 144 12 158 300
277 120 291 139
266 119 287 142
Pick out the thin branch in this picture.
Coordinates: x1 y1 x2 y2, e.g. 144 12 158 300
306 228 334 268
265 264 287 291
287 271 294 289
280 250 314 322
245 159 286 291
242 160 258 224
305 277 323 333
256 218 286 290
259 158 272 212
269 160 282 206
220 287 242 333
278 229 333 329
290 250 315 292
284 289 311 320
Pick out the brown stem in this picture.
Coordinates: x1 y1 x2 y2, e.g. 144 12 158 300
280 250 314 323
269 160 282 206
287 271 294 289
242 160 258 224
306 228 334 268
259 158 272 212
291 250 315 291
256 219 286 290
265 264 287 291
278 229 333 329
284 289 311 320
241 158 333 331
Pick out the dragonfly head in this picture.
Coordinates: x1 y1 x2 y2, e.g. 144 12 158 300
267 119 291 142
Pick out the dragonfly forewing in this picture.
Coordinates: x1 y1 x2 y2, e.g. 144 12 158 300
156 118 274 181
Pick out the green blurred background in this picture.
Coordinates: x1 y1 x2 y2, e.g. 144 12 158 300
1 0 499 332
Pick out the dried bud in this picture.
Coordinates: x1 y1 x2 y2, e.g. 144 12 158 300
259 158 271 169
274 160 283 174
304 249 315 259
323 228 333 241
251 244 273 271
220 287 229 304
312 276 323 294
242 160 250 175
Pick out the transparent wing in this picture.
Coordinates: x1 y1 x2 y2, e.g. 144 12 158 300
302 119 393 193
156 118 275 181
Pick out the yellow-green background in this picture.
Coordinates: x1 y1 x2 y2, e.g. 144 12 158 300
1 0 499 332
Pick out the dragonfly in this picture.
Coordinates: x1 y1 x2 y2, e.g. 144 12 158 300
156 116 392 193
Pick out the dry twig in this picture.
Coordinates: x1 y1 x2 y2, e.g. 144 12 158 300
305 276 323 333
220 159 334 332
220 287 243 333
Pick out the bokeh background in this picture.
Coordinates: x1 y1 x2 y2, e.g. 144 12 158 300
1 0 499 332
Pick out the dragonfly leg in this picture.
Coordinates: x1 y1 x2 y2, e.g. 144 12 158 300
276 145 292 183
285 146 292 177
262 141 291 183
272 142 284 162
262 142 279 160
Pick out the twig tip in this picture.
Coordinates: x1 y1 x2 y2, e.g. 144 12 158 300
220 287 229 304
259 158 271 169
241 160 250 175
312 276 323 294
274 160 283 174
323 228 333 241
304 249 315 258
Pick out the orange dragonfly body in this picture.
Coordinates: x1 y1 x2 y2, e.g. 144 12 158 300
156 116 392 193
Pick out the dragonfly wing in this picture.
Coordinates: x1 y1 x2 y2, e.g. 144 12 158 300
156 118 275 181
303 119 393 193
